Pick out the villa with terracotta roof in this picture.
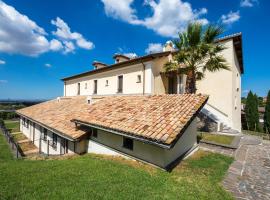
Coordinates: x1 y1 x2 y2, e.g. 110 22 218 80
16 33 243 169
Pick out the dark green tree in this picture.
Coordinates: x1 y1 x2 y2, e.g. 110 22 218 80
264 90 270 134
245 91 259 131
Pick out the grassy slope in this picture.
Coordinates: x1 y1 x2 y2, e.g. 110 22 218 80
200 133 235 145
0 126 234 200
0 131 14 161
4 120 20 133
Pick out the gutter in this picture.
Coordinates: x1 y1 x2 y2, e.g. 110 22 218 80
71 119 171 149
16 112 77 142
139 58 146 95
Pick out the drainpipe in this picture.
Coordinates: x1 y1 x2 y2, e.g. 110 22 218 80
64 81 66 96
140 59 146 95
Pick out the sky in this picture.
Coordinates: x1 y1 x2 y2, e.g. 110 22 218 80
0 0 269 99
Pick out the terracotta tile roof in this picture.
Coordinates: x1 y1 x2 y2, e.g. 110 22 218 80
17 94 208 147
74 94 208 146
16 96 89 140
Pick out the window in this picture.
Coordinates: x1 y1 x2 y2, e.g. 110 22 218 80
93 80 97 94
92 128 98 138
123 137 133 150
26 120 29 128
105 80 109 86
23 118 25 126
77 83 80 95
52 133 57 148
117 75 123 93
136 75 141 83
43 128 47 141
85 83 88 89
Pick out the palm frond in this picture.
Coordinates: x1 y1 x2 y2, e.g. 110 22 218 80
204 56 230 72
203 25 224 43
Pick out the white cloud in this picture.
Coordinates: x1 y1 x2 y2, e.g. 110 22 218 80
45 63 52 68
63 41 75 53
145 43 163 54
240 0 258 7
123 52 137 58
0 1 50 56
51 17 94 51
101 0 138 24
0 59 6 65
49 39 63 51
0 80 7 84
101 0 208 37
221 11 240 25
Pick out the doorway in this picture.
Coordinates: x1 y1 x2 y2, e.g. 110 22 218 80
168 76 177 94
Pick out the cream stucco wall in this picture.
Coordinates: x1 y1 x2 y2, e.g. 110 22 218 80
65 63 154 96
19 117 83 155
196 40 241 131
86 119 197 168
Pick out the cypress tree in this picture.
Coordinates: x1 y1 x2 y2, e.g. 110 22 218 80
245 91 259 131
264 90 270 134
253 94 260 132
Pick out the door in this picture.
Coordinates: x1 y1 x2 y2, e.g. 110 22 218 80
61 138 68 154
117 75 123 93
168 76 177 94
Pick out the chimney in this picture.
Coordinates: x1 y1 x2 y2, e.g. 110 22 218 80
113 54 130 63
92 61 107 70
163 41 174 52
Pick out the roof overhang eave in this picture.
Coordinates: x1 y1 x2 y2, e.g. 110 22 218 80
16 112 79 142
71 119 172 149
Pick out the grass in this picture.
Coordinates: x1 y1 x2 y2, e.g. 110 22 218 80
12 132 27 142
0 128 234 199
0 131 14 161
4 120 20 133
199 132 235 145
19 142 37 152
242 130 270 140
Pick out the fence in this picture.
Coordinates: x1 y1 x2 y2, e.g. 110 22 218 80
0 124 23 158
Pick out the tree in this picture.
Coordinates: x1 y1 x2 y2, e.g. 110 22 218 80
163 22 229 93
264 90 270 134
245 91 259 131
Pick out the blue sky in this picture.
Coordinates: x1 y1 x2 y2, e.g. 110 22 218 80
0 0 269 99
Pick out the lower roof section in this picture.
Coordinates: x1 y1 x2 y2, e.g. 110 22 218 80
16 94 208 147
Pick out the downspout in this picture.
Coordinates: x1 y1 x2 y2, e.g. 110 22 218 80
140 59 146 95
64 81 66 96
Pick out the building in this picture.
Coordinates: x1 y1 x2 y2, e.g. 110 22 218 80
16 33 243 169
17 94 208 169
62 33 243 132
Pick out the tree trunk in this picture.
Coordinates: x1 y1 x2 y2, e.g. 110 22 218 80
185 70 196 94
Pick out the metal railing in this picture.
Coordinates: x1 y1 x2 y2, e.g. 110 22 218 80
0 124 24 158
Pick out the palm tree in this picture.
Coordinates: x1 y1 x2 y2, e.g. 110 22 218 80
163 22 229 94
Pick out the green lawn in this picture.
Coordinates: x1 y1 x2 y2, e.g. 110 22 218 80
0 130 14 161
4 120 20 133
0 132 234 200
199 132 235 145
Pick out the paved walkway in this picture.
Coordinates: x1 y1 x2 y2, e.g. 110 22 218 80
200 135 270 199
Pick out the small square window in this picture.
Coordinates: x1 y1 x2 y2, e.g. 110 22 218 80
105 80 109 86
123 137 133 150
85 83 88 89
136 75 141 83
92 128 98 138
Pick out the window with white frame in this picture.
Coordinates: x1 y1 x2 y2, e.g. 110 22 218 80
136 75 141 83
105 80 109 86
85 82 88 89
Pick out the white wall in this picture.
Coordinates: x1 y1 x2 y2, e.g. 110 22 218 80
65 62 154 96
19 117 79 155
196 40 241 131
87 118 197 168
